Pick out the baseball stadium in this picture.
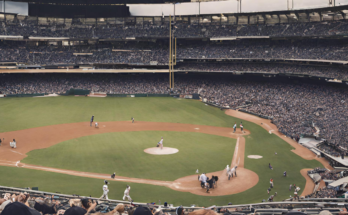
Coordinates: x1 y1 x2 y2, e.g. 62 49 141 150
0 0 348 214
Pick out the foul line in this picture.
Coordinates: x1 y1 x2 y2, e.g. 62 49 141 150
19 164 172 186
10 150 25 155
231 137 240 167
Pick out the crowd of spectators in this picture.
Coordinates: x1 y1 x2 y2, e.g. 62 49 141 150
307 187 338 198
177 39 348 61
0 42 168 65
1 190 346 214
0 39 348 81
308 167 347 181
0 190 170 215
320 170 346 181
0 190 227 215
2 39 348 66
176 63 348 80
0 74 171 95
0 73 347 150
317 144 344 157
3 18 348 38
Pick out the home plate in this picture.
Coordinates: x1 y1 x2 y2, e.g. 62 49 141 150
195 128 200 130
144 147 179 155
247 155 263 159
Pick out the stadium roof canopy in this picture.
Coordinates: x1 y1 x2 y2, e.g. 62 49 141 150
10 0 190 4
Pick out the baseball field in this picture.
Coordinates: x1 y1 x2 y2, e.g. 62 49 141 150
0 96 328 206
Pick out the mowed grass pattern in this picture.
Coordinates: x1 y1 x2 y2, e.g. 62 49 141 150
0 97 323 205
22 131 235 181
0 97 234 132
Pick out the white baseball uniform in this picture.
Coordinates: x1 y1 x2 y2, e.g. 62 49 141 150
100 184 109 200
10 141 16 149
123 186 132 201
159 138 163 149
230 166 237 177
199 174 207 183
225 165 230 176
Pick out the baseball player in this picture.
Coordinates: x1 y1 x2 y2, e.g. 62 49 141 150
240 122 244 133
131 117 134 123
228 166 237 180
227 169 233 180
233 123 237 133
231 166 237 177
95 122 99 128
10 139 16 149
225 165 230 176
90 115 94 127
158 137 164 150
199 173 207 188
0 138 2 146
123 185 132 201
205 180 210 193
100 180 109 200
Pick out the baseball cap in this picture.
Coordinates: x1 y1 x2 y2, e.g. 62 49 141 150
1 202 31 215
63 206 87 215
133 206 153 215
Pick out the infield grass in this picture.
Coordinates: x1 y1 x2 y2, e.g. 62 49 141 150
22 131 235 181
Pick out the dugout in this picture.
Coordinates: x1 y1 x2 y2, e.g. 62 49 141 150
66 88 90 96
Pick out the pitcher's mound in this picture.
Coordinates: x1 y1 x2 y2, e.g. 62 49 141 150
144 147 179 155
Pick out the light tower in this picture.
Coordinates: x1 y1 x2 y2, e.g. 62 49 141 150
169 15 176 89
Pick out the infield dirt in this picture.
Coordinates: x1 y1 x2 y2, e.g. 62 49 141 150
225 110 333 197
0 120 257 196
0 110 330 197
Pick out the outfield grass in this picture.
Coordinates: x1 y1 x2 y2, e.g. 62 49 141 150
22 131 235 181
0 97 323 205
0 97 237 132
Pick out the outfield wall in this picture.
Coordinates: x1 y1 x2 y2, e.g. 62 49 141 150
107 94 178 97
5 93 45 97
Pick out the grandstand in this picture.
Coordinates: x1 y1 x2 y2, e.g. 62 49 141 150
1 0 348 214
